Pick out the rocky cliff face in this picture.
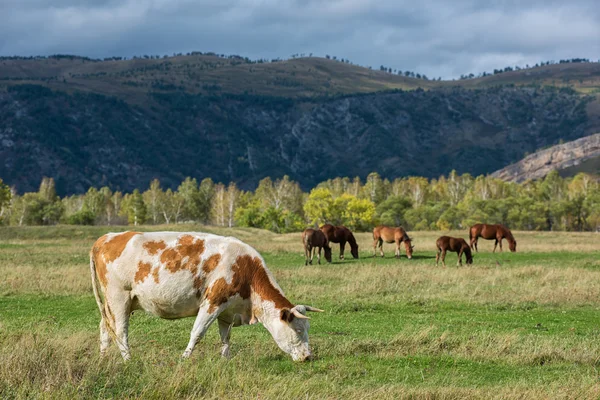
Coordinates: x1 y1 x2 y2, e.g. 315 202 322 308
0 84 594 194
491 133 600 182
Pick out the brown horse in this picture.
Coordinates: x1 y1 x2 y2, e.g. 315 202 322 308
320 224 359 260
372 225 414 259
302 228 332 266
436 236 473 267
469 224 517 252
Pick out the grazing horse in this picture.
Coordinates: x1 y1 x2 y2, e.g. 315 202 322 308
435 236 473 267
302 229 332 266
469 224 517 253
320 224 359 260
372 225 414 259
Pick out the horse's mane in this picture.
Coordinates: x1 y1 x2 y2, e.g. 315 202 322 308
346 230 358 248
501 225 515 242
400 228 412 243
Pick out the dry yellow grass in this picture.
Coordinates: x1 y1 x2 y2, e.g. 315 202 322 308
1 226 600 398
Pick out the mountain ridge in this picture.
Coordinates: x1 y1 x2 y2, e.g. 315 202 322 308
492 133 600 182
1 55 600 194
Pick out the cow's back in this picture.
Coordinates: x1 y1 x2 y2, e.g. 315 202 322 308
92 231 260 319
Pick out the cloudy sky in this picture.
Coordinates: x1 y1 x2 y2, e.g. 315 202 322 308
1 0 599 79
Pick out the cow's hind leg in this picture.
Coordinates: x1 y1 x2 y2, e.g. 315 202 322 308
183 301 223 358
218 319 233 358
99 318 111 356
104 292 133 360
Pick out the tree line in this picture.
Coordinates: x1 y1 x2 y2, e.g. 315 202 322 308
0 171 599 232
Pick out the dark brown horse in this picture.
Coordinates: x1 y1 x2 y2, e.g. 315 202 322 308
320 224 359 260
372 225 414 259
469 224 517 252
302 228 332 266
436 236 473 267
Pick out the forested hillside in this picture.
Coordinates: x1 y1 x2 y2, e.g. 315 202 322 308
1 171 598 232
1 54 600 194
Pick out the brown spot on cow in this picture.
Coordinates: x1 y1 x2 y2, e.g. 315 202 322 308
206 254 293 313
152 268 160 284
91 236 109 287
202 254 221 274
91 232 140 288
143 240 167 255
103 231 141 263
160 235 205 274
193 276 205 291
135 261 152 283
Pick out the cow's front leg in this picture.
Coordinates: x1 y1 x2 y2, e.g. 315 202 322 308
218 319 233 358
182 302 222 358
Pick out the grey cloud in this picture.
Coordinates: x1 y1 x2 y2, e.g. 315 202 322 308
0 0 598 79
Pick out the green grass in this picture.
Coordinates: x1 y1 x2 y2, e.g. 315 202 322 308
2 226 600 398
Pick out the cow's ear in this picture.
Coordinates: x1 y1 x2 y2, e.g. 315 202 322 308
280 308 294 323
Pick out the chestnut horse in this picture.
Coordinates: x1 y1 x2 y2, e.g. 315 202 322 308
469 224 517 253
320 224 359 260
302 228 332 266
372 225 414 259
435 236 473 267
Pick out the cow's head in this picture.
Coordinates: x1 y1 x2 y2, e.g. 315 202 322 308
270 305 323 361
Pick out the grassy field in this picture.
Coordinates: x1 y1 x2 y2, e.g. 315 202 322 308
1 225 600 399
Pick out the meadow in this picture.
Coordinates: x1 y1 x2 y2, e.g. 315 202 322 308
1 225 600 399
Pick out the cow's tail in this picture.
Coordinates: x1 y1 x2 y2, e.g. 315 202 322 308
90 251 121 346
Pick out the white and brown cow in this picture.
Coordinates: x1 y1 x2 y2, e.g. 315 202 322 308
90 231 323 361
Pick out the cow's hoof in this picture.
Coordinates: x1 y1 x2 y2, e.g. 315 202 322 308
182 349 192 359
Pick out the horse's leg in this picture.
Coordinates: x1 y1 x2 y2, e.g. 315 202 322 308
441 250 447 268
379 239 384 258
457 249 463 266
470 235 476 251
317 247 322 265
498 236 503 252
493 239 498 253
309 246 314 265
339 241 345 260
373 238 378 257
395 240 400 258
435 247 441 266
304 245 309 266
